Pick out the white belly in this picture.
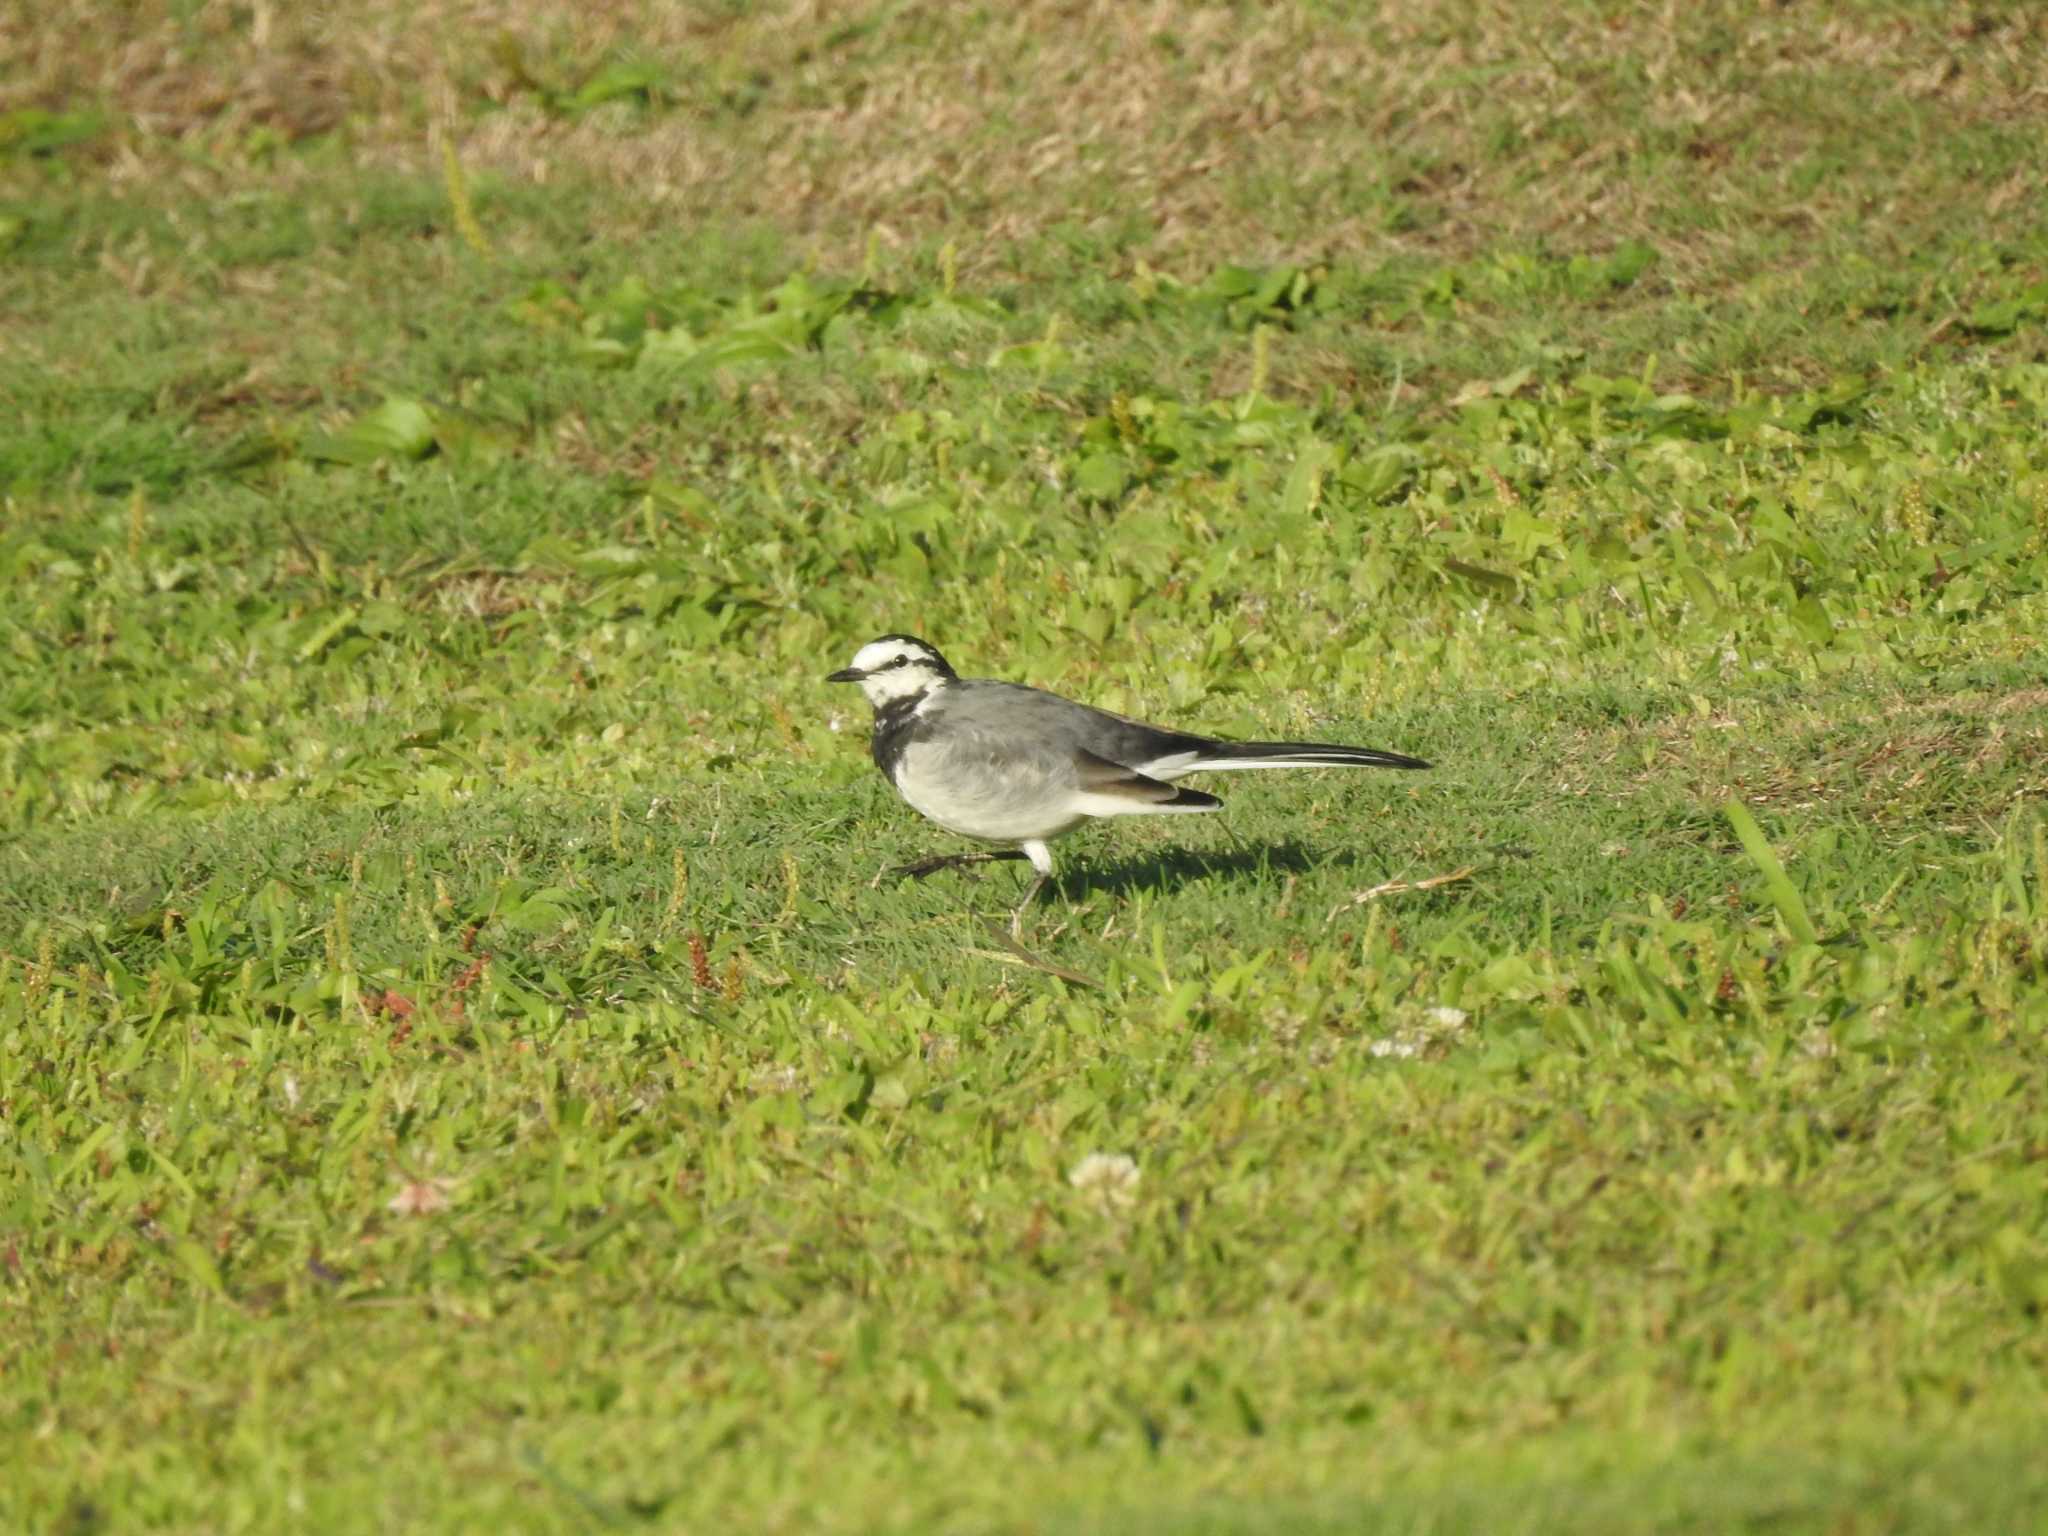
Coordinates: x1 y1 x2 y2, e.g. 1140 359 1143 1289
894 737 1084 843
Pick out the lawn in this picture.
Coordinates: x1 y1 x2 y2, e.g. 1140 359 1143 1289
3 2 2047 1531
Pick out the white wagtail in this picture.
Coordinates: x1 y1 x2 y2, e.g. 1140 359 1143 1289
828 635 1429 934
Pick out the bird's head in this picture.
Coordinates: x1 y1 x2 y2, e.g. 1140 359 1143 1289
827 634 957 709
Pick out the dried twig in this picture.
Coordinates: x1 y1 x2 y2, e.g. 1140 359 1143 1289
1325 865 1476 925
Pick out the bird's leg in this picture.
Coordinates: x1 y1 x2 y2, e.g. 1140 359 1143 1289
1008 839 1057 941
1009 874 1048 942
876 849 1029 886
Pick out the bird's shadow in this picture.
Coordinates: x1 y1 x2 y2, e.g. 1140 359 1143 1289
1048 840 1368 900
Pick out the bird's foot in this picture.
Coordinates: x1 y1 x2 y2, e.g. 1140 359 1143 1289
873 849 1029 888
1009 872 1049 942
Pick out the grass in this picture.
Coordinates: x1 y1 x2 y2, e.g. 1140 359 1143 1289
4 1 2048 1531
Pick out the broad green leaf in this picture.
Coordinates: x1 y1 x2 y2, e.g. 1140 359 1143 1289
1445 558 1519 594
1073 452 1131 501
1724 800 1820 945
569 59 671 112
1281 437 1336 520
303 397 438 465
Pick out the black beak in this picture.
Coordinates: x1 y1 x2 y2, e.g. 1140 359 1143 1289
826 667 864 683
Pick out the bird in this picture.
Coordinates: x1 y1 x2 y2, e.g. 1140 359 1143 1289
827 634 1430 936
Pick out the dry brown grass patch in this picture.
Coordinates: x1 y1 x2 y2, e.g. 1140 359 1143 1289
1563 684 2046 825
8 1 2044 266
425 569 556 620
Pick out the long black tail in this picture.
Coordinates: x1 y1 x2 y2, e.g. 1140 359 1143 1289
1187 740 1431 772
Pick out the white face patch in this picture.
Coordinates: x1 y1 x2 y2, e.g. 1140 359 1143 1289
842 637 950 707
847 637 939 673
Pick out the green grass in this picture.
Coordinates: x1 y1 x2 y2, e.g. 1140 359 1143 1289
4 2 2048 1531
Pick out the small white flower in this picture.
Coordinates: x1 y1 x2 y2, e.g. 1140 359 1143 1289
1424 1006 1469 1030
1368 1036 1422 1059
1068 1151 1141 1210
281 1074 300 1109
